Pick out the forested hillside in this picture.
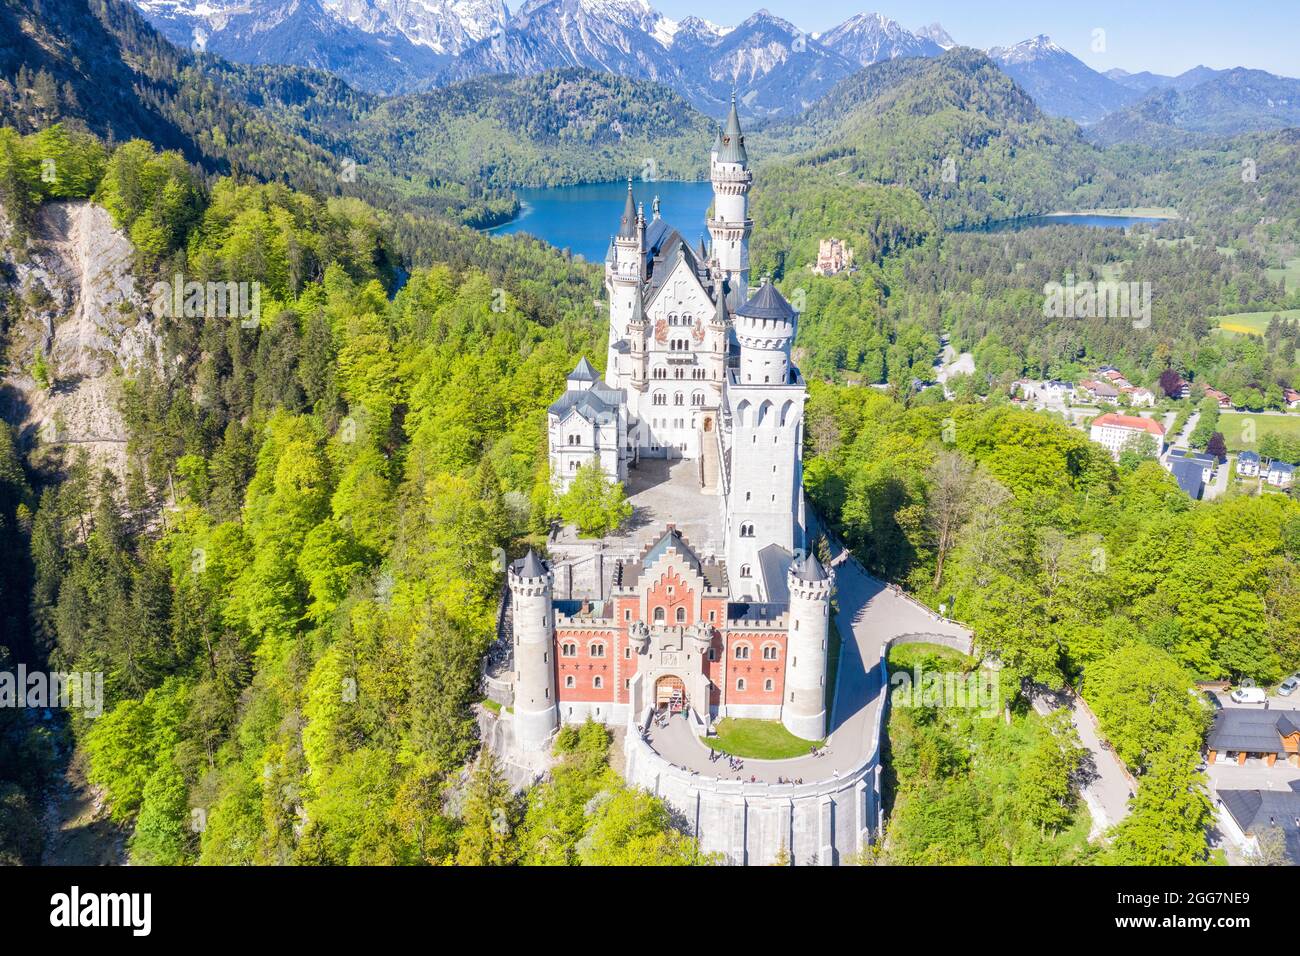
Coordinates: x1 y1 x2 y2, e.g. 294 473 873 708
804 386 1298 863
0 123 710 865
751 49 1102 230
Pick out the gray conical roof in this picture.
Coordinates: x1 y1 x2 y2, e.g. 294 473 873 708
569 356 598 382
712 279 729 325
794 552 828 582
718 95 747 164
735 279 794 321
517 550 545 577
712 127 723 153
617 179 637 239
629 290 645 325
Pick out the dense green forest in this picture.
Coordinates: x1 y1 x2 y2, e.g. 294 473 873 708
804 383 1298 863
3 0 1300 868
0 125 715 865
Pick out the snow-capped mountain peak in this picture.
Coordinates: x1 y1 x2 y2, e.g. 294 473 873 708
914 22 955 50
989 34 1070 65
817 11 943 67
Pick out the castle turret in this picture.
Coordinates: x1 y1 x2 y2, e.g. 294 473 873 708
606 178 645 384
725 278 805 592
708 95 753 310
733 277 794 386
783 553 832 741
508 550 558 751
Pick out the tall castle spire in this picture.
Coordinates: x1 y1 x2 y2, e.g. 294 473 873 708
708 93 753 311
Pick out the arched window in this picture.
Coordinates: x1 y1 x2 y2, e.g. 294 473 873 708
675 607 687 623
652 391 666 406
779 399 795 426
593 675 603 689
734 644 751 660
691 391 705 406
736 678 747 691
561 642 577 657
674 392 684 406
740 564 751 578
589 642 606 658
653 607 666 622
762 644 778 660
564 675 575 688
764 678 774 691
735 400 751 427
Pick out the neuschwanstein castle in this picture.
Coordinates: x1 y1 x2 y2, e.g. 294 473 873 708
505 99 832 756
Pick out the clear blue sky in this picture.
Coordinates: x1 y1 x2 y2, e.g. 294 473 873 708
650 1 1299 76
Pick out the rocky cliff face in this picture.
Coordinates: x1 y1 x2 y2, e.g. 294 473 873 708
1 201 161 478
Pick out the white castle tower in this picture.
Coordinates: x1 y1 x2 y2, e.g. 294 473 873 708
708 95 753 311
508 550 558 751
783 553 833 740
724 278 806 593
605 179 645 385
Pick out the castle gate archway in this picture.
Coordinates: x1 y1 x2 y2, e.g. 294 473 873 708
655 675 686 711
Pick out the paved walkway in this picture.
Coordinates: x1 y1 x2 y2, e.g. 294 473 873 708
645 545 972 783
1030 687 1134 838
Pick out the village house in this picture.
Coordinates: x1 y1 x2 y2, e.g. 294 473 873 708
1267 460 1296 488
1237 450 1261 478
1206 708 1300 768
1078 379 1120 403
1285 387 1300 410
1166 448 1215 499
1201 383 1234 409
1120 385 1155 407
1215 790 1300 864
1089 413 1166 459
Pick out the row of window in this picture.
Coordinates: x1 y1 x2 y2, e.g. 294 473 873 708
559 637 780 659
652 367 711 380
651 391 707 406
559 674 775 692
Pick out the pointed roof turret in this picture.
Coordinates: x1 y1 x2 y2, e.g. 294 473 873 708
793 552 828 583
629 288 645 326
568 356 598 382
698 234 708 260
718 93 748 164
517 549 546 578
712 126 723 154
712 276 729 325
617 177 638 239
735 277 795 321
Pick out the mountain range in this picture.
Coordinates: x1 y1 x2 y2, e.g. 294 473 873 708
126 0 1298 134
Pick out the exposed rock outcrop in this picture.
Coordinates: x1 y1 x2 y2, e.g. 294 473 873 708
1 200 162 478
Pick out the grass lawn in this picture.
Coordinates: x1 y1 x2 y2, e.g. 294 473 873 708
1210 307 1300 337
704 718 822 759
479 698 502 714
1267 257 1300 294
1218 412 1300 451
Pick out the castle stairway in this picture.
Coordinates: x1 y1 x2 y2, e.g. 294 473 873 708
699 419 721 495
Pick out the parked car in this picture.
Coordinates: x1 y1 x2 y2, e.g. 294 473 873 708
1229 686 1268 705
1278 674 1300 697
1202 690 1224 710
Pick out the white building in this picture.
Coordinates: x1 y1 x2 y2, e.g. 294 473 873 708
1267 460 1295 488
546 357 627 491
1089 412 1166 459
566 95 807 598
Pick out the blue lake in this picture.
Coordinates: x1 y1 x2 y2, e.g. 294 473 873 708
972 213 1172 233
486 181 1173 258
487 180 716 262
